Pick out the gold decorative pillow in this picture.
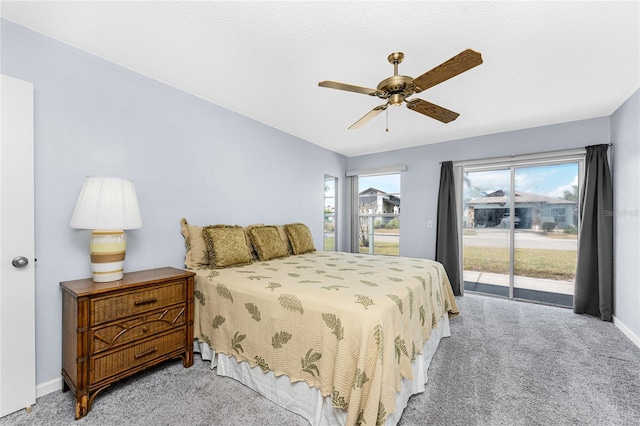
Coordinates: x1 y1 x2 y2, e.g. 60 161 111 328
248 226 290 261
245 223 266 261
283 223 316 255
202 225 253 268
180 218 209 269
276 225 293 255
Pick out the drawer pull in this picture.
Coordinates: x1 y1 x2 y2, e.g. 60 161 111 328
134 297 158 306
134 347 158 359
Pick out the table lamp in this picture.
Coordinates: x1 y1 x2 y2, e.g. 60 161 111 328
70 176 143 282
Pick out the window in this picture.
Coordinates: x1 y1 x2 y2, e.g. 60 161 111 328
357 173 400 256
323 175 337 251
551 207 567 224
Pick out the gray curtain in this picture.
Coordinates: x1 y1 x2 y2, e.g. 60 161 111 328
436 161 461 295
574 144 613 321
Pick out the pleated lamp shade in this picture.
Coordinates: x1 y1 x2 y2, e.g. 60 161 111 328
70 176 143 230
70 176 143 282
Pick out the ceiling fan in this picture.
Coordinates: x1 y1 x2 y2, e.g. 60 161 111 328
318 49 483 129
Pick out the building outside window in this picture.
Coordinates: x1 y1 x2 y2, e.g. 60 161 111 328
323 175 337 250
357 173 400 256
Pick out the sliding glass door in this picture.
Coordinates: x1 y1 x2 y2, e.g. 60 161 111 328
512 163 578 305
462 160 581 307
462 169 512 298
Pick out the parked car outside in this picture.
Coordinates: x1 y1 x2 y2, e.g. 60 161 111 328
501 212 521 228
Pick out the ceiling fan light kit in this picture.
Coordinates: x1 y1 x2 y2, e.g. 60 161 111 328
319 49 483 129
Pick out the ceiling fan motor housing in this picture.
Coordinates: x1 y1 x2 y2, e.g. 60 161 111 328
377 75 415 105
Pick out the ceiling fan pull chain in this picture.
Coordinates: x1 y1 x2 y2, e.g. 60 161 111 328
386 108 389 132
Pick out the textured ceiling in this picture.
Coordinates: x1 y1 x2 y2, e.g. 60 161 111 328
1 1 638 157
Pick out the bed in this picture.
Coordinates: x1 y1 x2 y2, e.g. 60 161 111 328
181 220 459 425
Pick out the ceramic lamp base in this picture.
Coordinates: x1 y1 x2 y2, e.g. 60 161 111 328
90 230 126 282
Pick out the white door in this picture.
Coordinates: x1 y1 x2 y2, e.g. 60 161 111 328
0 74 36 416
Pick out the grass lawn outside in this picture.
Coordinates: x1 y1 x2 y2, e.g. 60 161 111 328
323 236 336 251
463 245 577 281
360 230 399 255
359 241 399 256
327 232 575 279
324 235 399 255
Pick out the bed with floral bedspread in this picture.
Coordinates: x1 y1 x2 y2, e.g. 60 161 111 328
193 250 458 425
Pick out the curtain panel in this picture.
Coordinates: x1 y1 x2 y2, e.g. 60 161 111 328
574 144 613 321
436 161 461 295
348 176 360 253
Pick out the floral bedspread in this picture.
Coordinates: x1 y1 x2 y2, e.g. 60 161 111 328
193 251 458 425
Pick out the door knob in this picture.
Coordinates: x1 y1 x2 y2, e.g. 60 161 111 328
12 256 29 268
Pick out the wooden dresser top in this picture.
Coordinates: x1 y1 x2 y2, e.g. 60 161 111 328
60 267 195 297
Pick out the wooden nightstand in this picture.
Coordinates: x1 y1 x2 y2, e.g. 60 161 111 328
60 267 195 419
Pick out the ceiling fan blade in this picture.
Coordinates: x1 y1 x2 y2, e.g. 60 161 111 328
412 49 483 93
318 80 378 96
406 99 459 123
348 104 388 130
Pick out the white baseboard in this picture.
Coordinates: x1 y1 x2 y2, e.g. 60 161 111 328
613 315 640 349
36 377 62 399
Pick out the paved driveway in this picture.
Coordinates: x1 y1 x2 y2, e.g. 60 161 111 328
463 229 577 251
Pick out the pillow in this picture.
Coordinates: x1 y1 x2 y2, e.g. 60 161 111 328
283 223 316 255
248 226 290 261
180 218 209 269
245 223 265 261
276 225 293 255
202 225 253 268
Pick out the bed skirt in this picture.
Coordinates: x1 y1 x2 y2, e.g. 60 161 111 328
194 314 450 425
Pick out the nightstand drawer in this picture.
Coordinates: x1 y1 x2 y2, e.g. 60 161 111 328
91 305 186 354
91 328 186 384
91 280 186 325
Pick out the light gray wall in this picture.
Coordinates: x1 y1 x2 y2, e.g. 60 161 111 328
347 117 610 259
3 18 638 392
611 88 640 342
1 20 348 386
350 97 640 345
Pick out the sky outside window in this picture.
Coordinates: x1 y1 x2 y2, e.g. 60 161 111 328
464 163 578 199
359 174 401 194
